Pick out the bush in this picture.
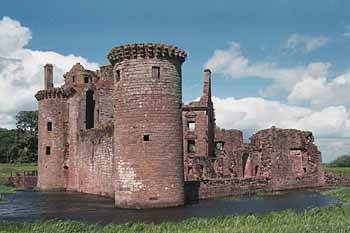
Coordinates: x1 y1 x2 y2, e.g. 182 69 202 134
328 155 350 167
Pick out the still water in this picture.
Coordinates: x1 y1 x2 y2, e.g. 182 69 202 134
0 189 338 225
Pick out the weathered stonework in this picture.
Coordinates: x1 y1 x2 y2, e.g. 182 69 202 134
35 43 325 208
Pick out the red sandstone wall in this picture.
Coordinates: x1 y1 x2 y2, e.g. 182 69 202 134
113 52 185 208
37 96 67 190
74 125 114 197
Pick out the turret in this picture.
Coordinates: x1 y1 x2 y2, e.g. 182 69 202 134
108 43 187 208
35 64 68 190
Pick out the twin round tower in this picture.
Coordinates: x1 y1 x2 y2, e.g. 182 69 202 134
36 43 188 208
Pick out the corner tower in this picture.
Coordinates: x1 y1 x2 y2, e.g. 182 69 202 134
108 43 187 208
35 64 67 190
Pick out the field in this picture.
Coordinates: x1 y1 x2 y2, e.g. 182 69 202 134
0 163 37 177
0 187 349 233
0 163 37 185
324 166 350 176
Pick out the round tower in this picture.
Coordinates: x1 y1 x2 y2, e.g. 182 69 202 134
108 43 187 208
35 64 67 190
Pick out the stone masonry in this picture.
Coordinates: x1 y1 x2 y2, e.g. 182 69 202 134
35 43 325 208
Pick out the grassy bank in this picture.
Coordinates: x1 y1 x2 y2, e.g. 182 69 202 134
0 163 37 177
0 163 37 185
324 166 350 176
0 187 349 233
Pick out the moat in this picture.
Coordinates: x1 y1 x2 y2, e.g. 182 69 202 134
0 189 338 225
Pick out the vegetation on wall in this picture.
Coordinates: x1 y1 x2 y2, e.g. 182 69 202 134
0 111 38 163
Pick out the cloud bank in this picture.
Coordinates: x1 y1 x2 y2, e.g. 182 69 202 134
206 40 350 162
0 16 99 128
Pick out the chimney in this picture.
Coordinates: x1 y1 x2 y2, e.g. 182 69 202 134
44 64 54 90
201 69 212 103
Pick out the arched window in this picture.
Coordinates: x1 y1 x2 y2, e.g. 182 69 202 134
86 90 95 129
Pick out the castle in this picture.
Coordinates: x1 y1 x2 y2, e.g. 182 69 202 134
35 43 325 209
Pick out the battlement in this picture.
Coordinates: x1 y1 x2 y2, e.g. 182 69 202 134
107 43 187 65
35 88 67 101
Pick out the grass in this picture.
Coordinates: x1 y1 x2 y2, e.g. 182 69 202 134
0 187 349 233
0 163 37 185
324 166 350 176
0 163 37 177
0 184 16 201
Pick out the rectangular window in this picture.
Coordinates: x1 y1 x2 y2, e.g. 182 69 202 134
188 140 196 153
47 122 52 131
116 70 121 82
46 146 51 155
84 76 89 83
215 141 225 151
72 76 75 83
143 134 150 141
152 66 160 79
187 121 195 131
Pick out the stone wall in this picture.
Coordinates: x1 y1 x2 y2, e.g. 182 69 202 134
111 44 187 208
74 125 114 197
8 176 38 189
185 177 271 201
36 89 68 190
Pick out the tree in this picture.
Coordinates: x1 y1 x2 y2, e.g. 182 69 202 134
16 111 38 134
15 111 38 163
329 155 350 167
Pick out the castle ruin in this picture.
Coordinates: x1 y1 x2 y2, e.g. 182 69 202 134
35 43 325 209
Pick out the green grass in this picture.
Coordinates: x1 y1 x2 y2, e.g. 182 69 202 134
324 166 350 176
0 185 16 195
0 187 349 233
0 163 37 177
0 163 37 185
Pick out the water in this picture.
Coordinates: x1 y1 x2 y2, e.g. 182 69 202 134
0 189 338 225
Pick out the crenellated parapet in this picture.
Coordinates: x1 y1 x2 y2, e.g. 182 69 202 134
107 43 187 65
35 88 67 101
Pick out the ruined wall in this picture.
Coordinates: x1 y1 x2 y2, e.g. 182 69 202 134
249 127 325 189
74 125 114 197
36 89 68 190
182 70 215 181
96 65 114 125
110 43 187 208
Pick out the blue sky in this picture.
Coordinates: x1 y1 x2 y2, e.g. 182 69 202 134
1 0 350 162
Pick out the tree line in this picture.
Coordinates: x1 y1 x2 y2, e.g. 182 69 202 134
0 111 38 163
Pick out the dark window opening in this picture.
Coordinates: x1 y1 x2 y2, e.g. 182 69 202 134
86 90 95 129
116 70 121 82
72 76 75 83
188 140 196 153
46 146 51 155
215 141 225 151
303 167 307 173
47 122 52 131
63 166 68 170
255 165 259 176
187 121 195 131
152 66 160 79
143 134 150 141
84 76 89 84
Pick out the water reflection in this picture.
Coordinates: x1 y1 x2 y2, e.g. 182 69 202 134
0 189 338 225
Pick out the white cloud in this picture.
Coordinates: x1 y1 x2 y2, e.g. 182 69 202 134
283 33 329 53
0 16 99 128
316 138 350 163
343 25 350 38
205 42 330 95
213 96 350 139
288 72 350 108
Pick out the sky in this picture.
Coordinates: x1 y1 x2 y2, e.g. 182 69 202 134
1 0 350 162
